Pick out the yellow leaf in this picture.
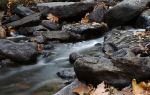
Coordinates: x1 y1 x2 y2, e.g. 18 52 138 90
132 79 150 95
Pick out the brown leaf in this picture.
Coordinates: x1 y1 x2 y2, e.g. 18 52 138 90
47 13 59 23
81 13 90 24
73 82 93 95
91 82 109 95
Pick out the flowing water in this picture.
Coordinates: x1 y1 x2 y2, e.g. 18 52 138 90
0 37 104 95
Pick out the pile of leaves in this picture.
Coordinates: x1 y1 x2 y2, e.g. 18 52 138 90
73 79 150 95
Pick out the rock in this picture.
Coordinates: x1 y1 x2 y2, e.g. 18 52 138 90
0 39 37 63
18 25 47 36
42 30 71 41
62 23 108 40
103 0 150 27
135 9 150 29
35 35 46 43
42 20 60 30
57 68 76 80
102 43 118 55
12 5 35 17
37 2 95 19
0 26 6 39
1 15 20 25
74 57 150 87
6 36 30 42
5 13 42 28
54 80 80 95
69 52 82 64
88 3 108 23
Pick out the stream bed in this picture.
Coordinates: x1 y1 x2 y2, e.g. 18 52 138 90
0 37 103 95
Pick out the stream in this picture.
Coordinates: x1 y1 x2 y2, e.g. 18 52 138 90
0 37 104 95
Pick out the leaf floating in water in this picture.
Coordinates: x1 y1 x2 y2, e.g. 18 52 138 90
47 13 59 23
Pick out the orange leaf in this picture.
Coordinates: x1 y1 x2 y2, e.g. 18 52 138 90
47 13 59 23
132 79 150 95
81 13 89 24
73 82 93 95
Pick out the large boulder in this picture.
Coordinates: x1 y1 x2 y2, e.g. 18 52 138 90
37 2 95 19
0 39 37 63
74 56 150 87
103 0 150 27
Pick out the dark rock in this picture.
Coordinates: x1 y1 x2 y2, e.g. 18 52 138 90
1 15 20 25
5 13 42 28
6 36 30 42
18 25 47 36
62 23 108 40
0 39 37 63
12 5 35 17
112 48 135 58
88 3 108 22
102 43 118 55
103 0 150 27
57 68 76 80
42 30 71 41
37 2 95 19
42 20 60 30
69 52 82 64
135 9 150 29
74 57 150 87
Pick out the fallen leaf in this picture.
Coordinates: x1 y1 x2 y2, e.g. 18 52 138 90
91 82 109 95
47 13 59 23
73 82 93 95
132 79 150 95
81 13 90 24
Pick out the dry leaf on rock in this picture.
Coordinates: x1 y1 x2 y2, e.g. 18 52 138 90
81 13 89 24
73 82 93 95
91 82 109 95
132 79 150 95
47 13 59 23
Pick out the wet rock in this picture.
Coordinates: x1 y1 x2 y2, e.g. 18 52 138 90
69 52 82 64
57 68 76 80
5 13 42 28
35 35 46 43
0 26 6 39
103 0 150 27
42 20 60 30
135 9 150 29
88 3 108 23
74 57 150 87
12 5 35 17
62 23 108 40
1 15 20 25
6 36 30 42
0 39 37 63
37 2 95 19
18 25 47 36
